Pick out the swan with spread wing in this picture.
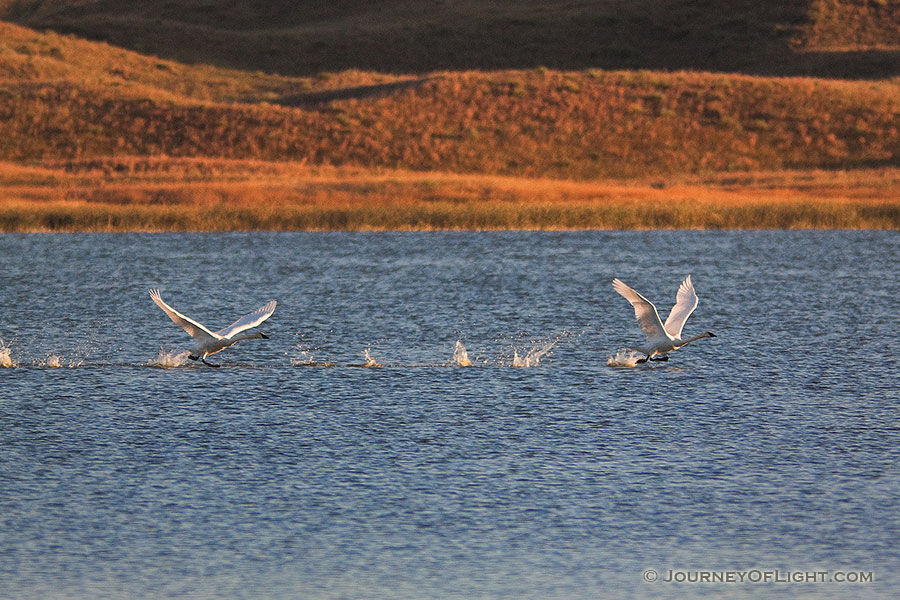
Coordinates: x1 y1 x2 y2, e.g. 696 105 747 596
612 275 715 363
149 289 276 367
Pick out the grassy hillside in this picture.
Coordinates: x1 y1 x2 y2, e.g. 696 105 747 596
4 0 899 78
2 27 898 180
0 21 413 103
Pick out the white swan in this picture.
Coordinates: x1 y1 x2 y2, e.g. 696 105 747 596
612 275 715 363
149 289 276 367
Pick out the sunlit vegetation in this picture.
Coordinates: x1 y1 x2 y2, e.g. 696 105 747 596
2 159 899 231
1 2 899 232
1 22 898 180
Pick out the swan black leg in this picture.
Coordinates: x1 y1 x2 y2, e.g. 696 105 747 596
201 358 221 368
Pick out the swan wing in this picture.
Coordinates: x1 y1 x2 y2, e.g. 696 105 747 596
663 275 699 339
216 300 277 339
612 279 668 341
149 289 219 341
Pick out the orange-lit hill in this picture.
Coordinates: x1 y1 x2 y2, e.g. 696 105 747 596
2 22 899 180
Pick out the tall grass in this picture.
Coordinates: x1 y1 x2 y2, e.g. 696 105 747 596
3 159 899 231
5 197 899 232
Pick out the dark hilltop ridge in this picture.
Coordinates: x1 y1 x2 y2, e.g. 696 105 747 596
2 0 899 78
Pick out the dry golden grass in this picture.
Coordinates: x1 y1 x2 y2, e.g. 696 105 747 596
2 63 899 179
2 158 899 231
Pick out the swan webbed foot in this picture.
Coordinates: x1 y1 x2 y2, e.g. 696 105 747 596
636 356 649 364
201 358 221 368
650 354 669 362
188 354 199 361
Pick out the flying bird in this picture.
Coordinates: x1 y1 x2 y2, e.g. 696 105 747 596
149 289 276 367
611 275 715 363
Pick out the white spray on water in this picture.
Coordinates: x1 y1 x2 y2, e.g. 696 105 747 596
0 339 15 368
511 335 566 367
290 348 317 366
149 347 192 368
606 348 643 367
453 340 472 366
363 348 381 367
35 353 84 368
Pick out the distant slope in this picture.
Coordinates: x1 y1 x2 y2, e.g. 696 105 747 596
2 23 898 179
797 0 900 49
0 20 411 103
4 0 899 78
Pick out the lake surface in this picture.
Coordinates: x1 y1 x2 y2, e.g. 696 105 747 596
1 231 898 599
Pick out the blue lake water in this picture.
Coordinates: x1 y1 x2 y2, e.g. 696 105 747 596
1 231 898 599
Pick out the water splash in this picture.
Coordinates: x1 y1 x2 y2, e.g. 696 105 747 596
0 339 15 368
511 337 560 367
149 347 191 368
289 348 335 367
290 349 317 366
36 353 83 368
36 341 94 367
607 349 643 367
363 348 381 367
453 340 472 366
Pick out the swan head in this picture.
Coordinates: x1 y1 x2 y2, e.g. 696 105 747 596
259 331 269 339
705 331 716 338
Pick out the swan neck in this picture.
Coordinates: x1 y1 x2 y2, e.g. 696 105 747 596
681 332 711 345
232 332 263 342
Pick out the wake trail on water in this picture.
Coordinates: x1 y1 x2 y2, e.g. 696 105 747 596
0 334 617 369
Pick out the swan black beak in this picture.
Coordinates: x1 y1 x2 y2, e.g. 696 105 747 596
259 332 269 339
708 331 717 337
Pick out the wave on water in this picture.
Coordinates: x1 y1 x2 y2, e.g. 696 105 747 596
0 339 15 368
453 340 472 366
607 349 643 367
149 347 192 368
